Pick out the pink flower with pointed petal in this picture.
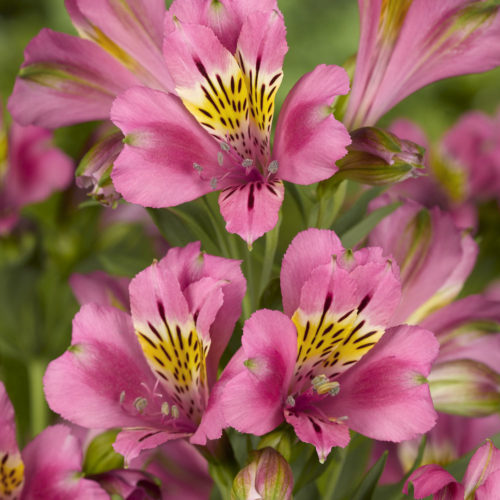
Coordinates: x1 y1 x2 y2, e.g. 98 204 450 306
405 440 500 499
0 382 108 499
8 0 174 128
111 7 351 244
369 196 478 325
344 0 500 129
45 243 246 463
0 114 73 234
218 229 438 461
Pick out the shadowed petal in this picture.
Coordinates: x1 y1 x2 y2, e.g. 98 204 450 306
404 464 462 499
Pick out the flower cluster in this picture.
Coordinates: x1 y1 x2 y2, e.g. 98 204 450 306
2 0 500 499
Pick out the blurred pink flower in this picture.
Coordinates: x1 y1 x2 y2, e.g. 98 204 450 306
344 0 500 129
0 116 72 234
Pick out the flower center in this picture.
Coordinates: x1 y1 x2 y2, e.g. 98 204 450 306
0 452 24 499
291 293 384 393
135 300 209 422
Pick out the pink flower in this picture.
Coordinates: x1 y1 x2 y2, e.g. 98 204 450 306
0 115 73 234
8 0 174 128
0 382 108 499
369 196 478 325
45 242 246 462
344 0 500 129
110 4 351 244
405 440 500 499
218 229 438 462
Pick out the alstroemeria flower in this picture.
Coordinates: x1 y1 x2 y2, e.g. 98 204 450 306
0 382 108 499
405 440 500 499
0 114 73 234
111 6 351 244
375 294 500 484
45 243 246 462
8 0 174 129
219 229 438 461
369 196 478 325
344 0 500 129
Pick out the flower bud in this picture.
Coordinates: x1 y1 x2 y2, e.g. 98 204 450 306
231 448 293 500
334 127 425 185
429 360 500 417
76 130 123 207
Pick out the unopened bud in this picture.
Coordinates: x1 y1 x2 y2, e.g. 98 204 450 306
334 127 425 186
76 130 123 207
429 360 500 417
231 448 293 500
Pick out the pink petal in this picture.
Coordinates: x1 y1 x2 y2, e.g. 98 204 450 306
69 271 130 310
218 179 284 245
0 382 19 455
404 464 462 499
236 9 287 164
463 440 500 497
280 228 343 317
273 64 351 184
345 0 500 127
284 406 350 463
71 0 173 90
111 86 218 207
192 348 248 444
221 310 297 435
369 198 476 324
8 29 138 128
477 469 500 500
130 258 192 336
22 425 108 499
323 324 438 442
44 304 167 430
168 0 278 53
3 123 73 208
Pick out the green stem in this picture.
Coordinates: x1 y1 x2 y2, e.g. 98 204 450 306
259 215 281 298
28 358 48 437
202 197 230 256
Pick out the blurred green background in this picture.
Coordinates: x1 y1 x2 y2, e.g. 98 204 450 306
1 0 500 448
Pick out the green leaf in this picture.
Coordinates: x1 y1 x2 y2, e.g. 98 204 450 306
322 434 373 500
82 429 124 475
340 201 401 249
350 450 388 500
332 186 385 236
148 197 221 255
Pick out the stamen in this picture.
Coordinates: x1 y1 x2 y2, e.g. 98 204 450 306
267 160 279 175
134 397 148 413
312 375 340 396
220 142 231 152
119 390 126 404
171 405 179 419
161 402 170 416
217 151 224 166
242 158 253 168
210 177 218 190
193 162 203 173
286 395 296 407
